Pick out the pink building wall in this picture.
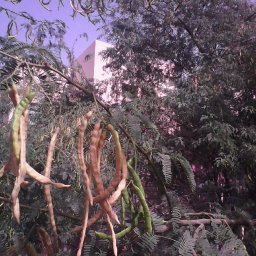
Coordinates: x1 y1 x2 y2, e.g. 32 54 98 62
76 40 112 81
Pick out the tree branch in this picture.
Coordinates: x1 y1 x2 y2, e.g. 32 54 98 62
177 18 208 58
0 50 172 212
0 196 81 221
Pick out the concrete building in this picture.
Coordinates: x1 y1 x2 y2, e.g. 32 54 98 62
76 39 174 103
76 39 112 82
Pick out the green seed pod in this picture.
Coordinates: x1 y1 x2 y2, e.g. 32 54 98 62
127 159 145 196
131 181 152 234
121 197 126 226
122 188 135 215
95 211 141 240
11 86 35 160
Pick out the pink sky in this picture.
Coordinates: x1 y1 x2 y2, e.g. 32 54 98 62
0 0 101 61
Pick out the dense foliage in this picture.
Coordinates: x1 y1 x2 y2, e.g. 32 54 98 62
0 0 256 255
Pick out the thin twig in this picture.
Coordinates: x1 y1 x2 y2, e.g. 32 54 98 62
0 196 81 221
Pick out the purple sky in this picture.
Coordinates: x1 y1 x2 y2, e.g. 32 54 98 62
0 0 101 60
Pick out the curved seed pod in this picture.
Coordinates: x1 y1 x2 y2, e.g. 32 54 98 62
8 84 20 107
77 113 94 255
122 188 136 215
37 226 54 256
24 242 38 256
0 161 12 178
11 86 35 160
121 197 126 226
90 123 120 224
102 200 120 224
95 211 141 240
44 127 60 252
109 152 128 203
105 213 117 256
11 186 20 223
93 124 122 203
127 159 145 196
78 113 93 205
90 123 104 195
12 114 27 223
71 209 103 233
77 197 89 256
72 185 133 234
72 154 129 233
26 163 70 189
131 181 152 234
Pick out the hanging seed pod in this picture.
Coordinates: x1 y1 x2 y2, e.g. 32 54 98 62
77 197 89 256
127 159 145 195
78 112 93 205
131 181 152 234
37 227 54 256
105 214 117 256
90 123 104 196
109 152 128 203
90 123 120 224
26 164 70 189
93 124 122 203
95 211 141 240
43 128 60 252
11 86 35 160
11 113 27 223
8 84 20 107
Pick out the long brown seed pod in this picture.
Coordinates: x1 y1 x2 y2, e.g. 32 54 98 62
0 86 20 178
8 84 20 107
37 226 54 256
90 123 120 224
109 152 128 203
70 209 102 233
72 123 128 234
44 127 60 252
11 114 27 223
26 163 70 189
105 214 118 256
78 112 93 205
90 123 104 196
102 200 120 224
0 161 12 178
71 153 128 233
90 152 128 226
93 124 122 203
71 168 128 234
76 197 89 256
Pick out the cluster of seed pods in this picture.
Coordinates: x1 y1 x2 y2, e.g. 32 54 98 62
75 113 153 256
0 85 70 254
0 85 152 256
76 112 128 256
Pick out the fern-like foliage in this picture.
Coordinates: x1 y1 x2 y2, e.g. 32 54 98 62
136 233 159 255
154 152 196 192
0 59 21 88
157 153 172 185
82 231 96 256
178 230 196 256
0 37 62 69
218 238 248 256
171 207 182 223
171 154 196 193
151 212 166 227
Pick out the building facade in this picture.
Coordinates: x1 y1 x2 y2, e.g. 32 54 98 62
76 39 112 82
